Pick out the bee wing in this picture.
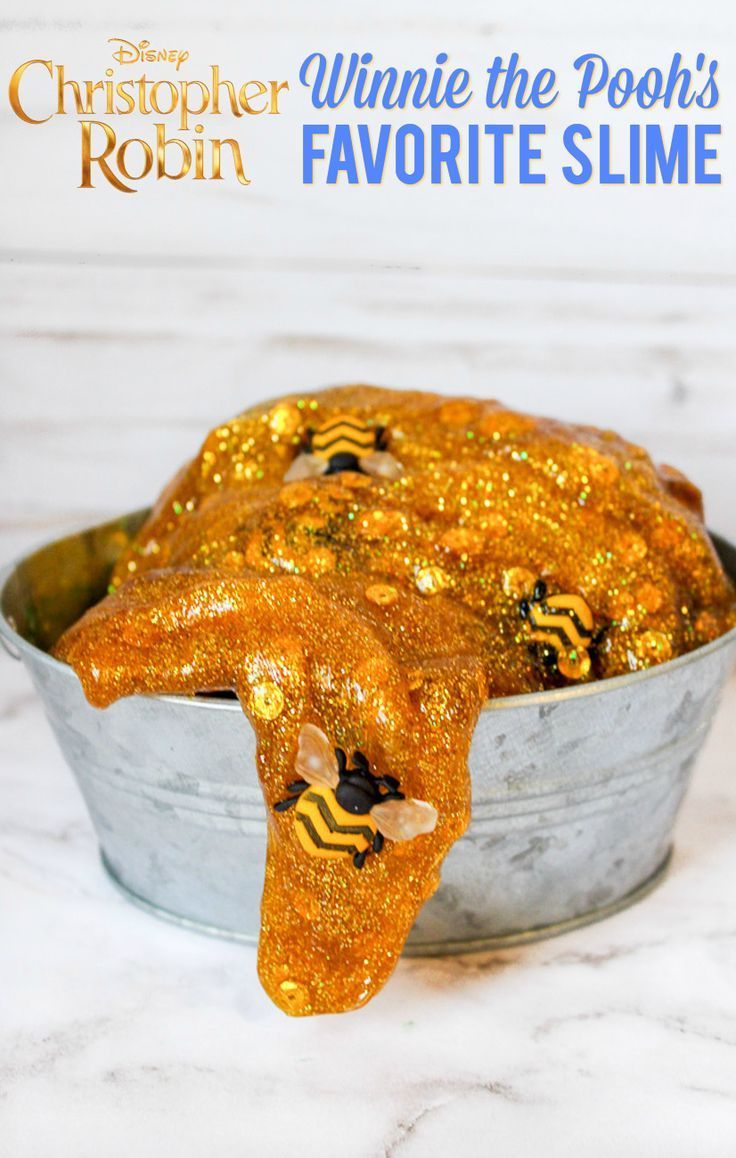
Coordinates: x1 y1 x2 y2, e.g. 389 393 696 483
359 451 404 481
372 797 438 842
295 723 339 788
284 454 328 483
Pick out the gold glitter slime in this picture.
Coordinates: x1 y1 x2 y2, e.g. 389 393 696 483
54 387 736 1015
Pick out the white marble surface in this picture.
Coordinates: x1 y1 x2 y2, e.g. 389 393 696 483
2 1 736 1152
1 643 736 1157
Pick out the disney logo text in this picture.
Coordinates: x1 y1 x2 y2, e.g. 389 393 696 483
108 38 189 71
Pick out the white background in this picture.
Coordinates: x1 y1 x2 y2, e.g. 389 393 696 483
1 0 735 560
1 3 735 1156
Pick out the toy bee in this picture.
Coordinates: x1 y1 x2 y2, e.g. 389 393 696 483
284 415 403 482
274 724 437 869
519 579 596 681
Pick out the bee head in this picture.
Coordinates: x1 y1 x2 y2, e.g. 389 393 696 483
334 748 404 815
324 450 363 475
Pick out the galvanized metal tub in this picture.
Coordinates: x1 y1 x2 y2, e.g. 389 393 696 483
2 511 735 955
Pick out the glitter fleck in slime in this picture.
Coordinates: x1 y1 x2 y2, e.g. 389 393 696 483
53 387 736 1015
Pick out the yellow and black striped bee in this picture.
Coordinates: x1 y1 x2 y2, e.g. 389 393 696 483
519 579 596 681
274 724 437 869
285 415 403 482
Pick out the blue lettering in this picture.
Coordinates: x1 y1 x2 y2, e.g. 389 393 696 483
430 125 461 183
484 124 512 182
358 124 391 182
645 124 688 183
300 52 359 109
562 124 593 183
519 124 546 183
395 124 424 183
302 124 328 182
326 124 359 183
600 124 625 183
694 124 721 183
574 53 609 109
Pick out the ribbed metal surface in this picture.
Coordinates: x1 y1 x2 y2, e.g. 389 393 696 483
2 513 735 953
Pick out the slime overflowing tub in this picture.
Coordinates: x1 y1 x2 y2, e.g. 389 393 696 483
2 509 735 954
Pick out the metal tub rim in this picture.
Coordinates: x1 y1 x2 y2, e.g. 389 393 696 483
1 511 735 714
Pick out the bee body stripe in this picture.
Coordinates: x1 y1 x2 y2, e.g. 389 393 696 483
546 593 594 632
294 786 375 860
528 610 591 651
526 593 594 655
530 627 583 654
306 790 376 840
294 812 362 859
312 416 376 460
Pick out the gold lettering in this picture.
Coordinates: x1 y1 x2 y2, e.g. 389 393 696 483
210 65 240 116
136 76 151 114
80 121 135 193
85 79 105 111
239 79 268 115
268 80 289 114
8 59 53 124
118 136 154 181
116 80 136 114
156 123 191 179
57 64 89 114
180 79 209 131
194 129 205 179
12 52 286 191
149 80 177 115
211 138 250 184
